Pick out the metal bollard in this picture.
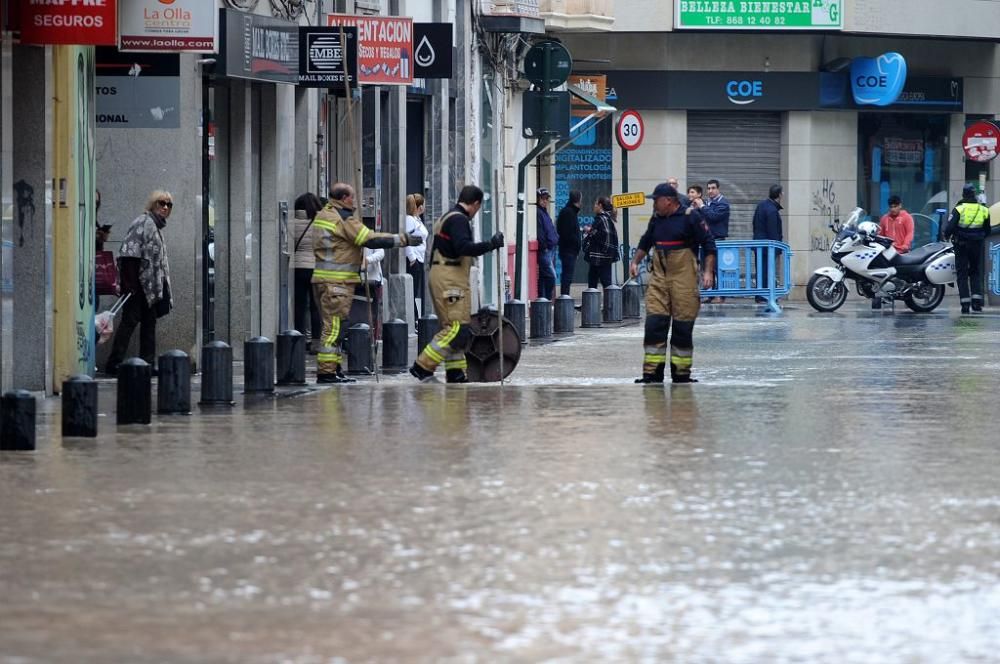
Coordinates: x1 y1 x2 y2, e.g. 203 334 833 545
157 350 191 414
529 298 553 339
200 341 234 405
244 336 275 394
623 281 642 319
1 390 36 451
382 319 408 373
62 375 98 438
276 330 306 386
554 295 575 334
417 315 440 355
603 285 623 322
346 323 374 375
117 358 152 425
581 288 602 328
504 299 528 344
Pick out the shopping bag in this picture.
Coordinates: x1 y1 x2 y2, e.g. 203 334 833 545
95 250 119 296
95 292 131 345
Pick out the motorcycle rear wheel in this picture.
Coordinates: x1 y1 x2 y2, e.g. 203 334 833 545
904 283 945 313
807 273 848 312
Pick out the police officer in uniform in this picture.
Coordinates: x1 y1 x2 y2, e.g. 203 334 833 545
410 185 504 383
312 183 420 383
944 184 991 314
629 183 716 384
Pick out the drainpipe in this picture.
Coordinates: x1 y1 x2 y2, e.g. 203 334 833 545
514 136 554 300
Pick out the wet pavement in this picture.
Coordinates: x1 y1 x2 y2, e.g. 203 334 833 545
2 302 1000 662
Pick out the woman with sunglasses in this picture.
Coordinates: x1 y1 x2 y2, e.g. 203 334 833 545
105 190 174 375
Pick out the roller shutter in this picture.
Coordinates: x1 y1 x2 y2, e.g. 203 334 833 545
687 112 781 239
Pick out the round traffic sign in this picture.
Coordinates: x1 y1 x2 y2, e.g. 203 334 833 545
523 41 573 89
616 110 644 151
962 120 999 163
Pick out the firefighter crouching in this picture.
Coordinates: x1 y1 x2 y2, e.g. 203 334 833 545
410 185 504 384
312 183 421 383
629 183 717 384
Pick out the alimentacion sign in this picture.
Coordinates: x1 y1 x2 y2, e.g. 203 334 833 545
676 1 842 29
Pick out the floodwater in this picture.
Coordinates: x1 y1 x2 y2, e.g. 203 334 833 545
2 304 999 662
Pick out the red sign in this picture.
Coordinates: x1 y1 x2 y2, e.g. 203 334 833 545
326 14 413 86
19 0 117 46
616 109 644 151
962 121 999 163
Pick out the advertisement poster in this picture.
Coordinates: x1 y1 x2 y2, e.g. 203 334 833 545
119 0 216 52
326 14 413 85
556 76 613 282
20 0 116 45
676 0 842 30
95 48 181 129
220 9 299 84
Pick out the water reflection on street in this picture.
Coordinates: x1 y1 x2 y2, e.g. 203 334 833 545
2 307 999 662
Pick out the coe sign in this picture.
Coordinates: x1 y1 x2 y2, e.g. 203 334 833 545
616 109 644 151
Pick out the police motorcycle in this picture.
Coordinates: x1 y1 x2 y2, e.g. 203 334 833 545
807 207 956 313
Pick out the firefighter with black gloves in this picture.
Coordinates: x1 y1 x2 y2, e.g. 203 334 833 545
944 184 991 314
630 183 716 384
410 185 504 384
313 182 421 383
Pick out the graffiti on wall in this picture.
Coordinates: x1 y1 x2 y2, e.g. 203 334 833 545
810 178 841 252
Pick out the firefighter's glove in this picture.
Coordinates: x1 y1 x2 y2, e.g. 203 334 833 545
398 232 423 247
489 232 505 249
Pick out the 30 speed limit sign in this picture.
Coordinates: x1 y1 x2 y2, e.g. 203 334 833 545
616 109 644 151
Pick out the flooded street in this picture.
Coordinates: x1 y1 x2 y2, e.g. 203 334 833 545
2 304 1000 662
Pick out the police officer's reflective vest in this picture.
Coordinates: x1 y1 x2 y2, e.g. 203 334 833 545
956 202 989 230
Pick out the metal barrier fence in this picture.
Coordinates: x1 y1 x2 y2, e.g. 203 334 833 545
700 240 794 313
990 243 1000 296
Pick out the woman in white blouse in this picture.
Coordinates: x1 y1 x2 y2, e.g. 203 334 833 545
404 193 429 322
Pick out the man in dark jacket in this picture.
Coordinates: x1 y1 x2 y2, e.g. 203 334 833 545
752 184 784 300
698 179 731 303
555 190 582 297
944 184 992 313
536 187 559 300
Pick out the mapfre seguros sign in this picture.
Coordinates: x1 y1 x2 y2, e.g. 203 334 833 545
20 0 118 46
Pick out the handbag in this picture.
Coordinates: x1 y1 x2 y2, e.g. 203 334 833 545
95 250 119 296
153 279 172 318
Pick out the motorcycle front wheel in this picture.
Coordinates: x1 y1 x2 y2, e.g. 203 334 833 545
807 273 848 312
904 283 945 313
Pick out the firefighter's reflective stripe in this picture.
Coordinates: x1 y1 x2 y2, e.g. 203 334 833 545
643 353 666 365
315 261 358 272
313 269 360 281
354 226 371 246
671 354 693 368
315 219 338 233
957 203 989 229
445 358 468 370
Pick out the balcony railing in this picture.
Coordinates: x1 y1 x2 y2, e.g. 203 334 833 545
480 0 541 17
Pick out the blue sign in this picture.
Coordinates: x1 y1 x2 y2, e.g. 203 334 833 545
850 52 907 107
726 79 763 105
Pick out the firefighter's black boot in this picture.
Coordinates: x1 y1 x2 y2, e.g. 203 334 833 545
670 364 699 384
446 369 469 384
409 362 435 382
334 367 357 384
317 373 339 384
634 364 665 384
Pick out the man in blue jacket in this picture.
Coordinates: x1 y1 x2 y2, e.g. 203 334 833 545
697 179 730 303
536 187 559 300
752 184 784 301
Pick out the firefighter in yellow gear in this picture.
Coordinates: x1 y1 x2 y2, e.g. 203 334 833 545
312 183 421 383
944 184 992 314
630 183 717 384
410 185 504 383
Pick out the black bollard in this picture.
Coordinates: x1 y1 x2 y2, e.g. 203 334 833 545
200 341 234 405
244 337 274 393
382 319 408 373
276 330 306 386
346 323 374 375
554 295 575 334
603 285 623 323
504 299 528 345
529 298 553 339
62 375 98 438
581 288 602 328
417 314 440 355
1 390 36 451
117 358 152 425
623 281 642 319
157 350 191 414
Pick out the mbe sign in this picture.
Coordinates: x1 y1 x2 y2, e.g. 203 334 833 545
298 27 359 89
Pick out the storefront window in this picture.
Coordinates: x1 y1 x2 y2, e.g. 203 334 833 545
858 113 950 246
